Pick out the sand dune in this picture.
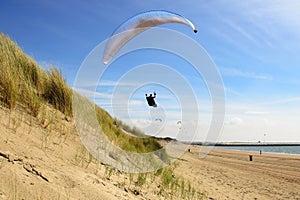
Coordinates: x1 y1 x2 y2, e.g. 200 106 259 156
1 106 300 199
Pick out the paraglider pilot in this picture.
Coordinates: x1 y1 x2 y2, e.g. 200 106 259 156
145 92 157 107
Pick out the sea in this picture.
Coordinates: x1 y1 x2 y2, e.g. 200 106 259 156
215 145 300 155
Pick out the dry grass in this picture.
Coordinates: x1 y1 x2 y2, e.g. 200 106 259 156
44 68 72 117
0 58 18 109
0 32 165 156
0 33 71 117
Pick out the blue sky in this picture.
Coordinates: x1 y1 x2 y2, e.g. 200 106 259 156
1 0 300 142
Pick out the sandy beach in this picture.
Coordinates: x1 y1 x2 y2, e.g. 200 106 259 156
1 108 300 199
174 146 300 199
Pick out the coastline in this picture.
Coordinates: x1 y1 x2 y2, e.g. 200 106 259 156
173 145 300 199
213 146 300 157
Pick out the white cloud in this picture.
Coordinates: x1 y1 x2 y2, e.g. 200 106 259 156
225 87 242 96
263 97 300 106
74 88 112 99
128 100 144 106
226 117 243 126
208 1 300 58
245 111 270 115
98 80 138 87
253 1 300 34
221 18 261 46
220 67 273 80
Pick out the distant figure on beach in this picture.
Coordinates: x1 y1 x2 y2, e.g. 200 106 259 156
249 154 253 161
145 92 157 107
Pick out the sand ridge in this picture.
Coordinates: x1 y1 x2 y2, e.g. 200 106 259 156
1 106 300 199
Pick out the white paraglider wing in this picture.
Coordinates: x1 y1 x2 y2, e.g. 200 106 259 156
103 10 197 64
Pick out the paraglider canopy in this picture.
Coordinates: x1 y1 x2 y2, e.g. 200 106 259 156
103 10 198 65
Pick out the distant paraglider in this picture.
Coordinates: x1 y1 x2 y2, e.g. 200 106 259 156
103 10 198 64
155 118 162 122
177 121 182 130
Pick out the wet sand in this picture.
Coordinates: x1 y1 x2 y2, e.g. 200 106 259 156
174 146 300 199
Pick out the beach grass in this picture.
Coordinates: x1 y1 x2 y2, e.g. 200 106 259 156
44 68 72 116
1 32 197 199
0 32 165 155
